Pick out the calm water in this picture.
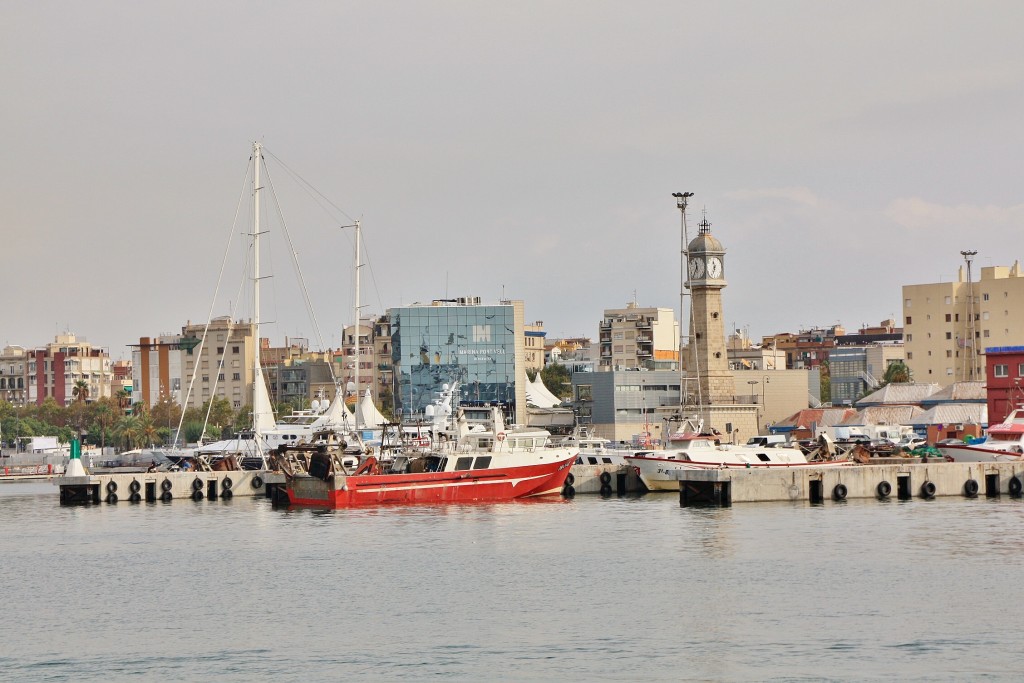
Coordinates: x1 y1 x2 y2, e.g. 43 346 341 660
1 482 1021 682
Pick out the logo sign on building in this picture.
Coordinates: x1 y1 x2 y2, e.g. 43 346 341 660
472 325 492 343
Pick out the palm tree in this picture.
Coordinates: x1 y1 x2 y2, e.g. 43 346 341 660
72 379 90 403
882 361 913 385
92 399 117 450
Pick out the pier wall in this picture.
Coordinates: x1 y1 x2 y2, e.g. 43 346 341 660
673 463 1024 506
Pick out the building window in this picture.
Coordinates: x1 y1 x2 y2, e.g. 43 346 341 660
983 293 990 301
945 314 952 322
904 298 911 307
984 330 990 338
1018 364 1024 376
905 316 912 325
906 334 912 342
202 375 209 383
233 346 239 353
945 296 952 304
232 373 240 380
994 364 1009 378
218 373 225 381
217 347 224 354
946 350 952 358
907 352 913 360
946 368 954 376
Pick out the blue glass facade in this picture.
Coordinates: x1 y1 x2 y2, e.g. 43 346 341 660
390 303 519 419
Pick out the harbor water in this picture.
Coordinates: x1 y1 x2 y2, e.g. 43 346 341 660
2 482 1022 682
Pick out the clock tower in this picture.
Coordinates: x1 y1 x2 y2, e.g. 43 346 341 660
685 215 734 405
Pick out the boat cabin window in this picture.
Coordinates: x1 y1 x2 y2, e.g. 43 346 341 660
455 457 474 471
587 456 599 465
757 453 771 462
601 457 613 464
473 456 491 469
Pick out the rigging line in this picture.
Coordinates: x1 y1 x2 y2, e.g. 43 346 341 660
262 147 357 225
357 228 388 319
174 153 252 448
202 243 253 439
264 164 338 385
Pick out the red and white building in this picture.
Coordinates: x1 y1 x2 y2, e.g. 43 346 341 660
27 334 112 406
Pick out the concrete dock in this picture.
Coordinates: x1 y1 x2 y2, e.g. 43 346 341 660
56 470 286 504
566 463 643 496
672 462 1024 507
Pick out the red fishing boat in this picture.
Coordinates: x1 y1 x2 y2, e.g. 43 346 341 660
275 407 577 507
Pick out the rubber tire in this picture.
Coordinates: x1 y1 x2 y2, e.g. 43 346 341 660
921 481 937 499
1010 476 1023 497
161 479 173 493
106 480 118 494
192 489 204 502
964 479 979 498
192 478 204 492
128 492 142 503
564 472 575 487
252 476 264 489
129 480 141 494
222 477 233 491
876 480 892 498
562 484 575 499
160 490 172 502
106 492 118 504
832 483 848 501
599 484 613 496
599 471 612 485
221 488 233 500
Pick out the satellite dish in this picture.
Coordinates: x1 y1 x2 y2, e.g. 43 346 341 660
310 399 321 412
442 383 449 392
425 405 435 418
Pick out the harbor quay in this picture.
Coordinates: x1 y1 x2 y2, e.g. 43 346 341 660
673 461 1024 507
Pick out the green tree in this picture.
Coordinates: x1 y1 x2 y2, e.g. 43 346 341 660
203 397 235 437
539 363 572 400
90 397 118 450
151 397 183 442
72 379 90 403
882 360 912 385
819 360 831 405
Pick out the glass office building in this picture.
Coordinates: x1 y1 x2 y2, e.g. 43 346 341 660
390 299 526 423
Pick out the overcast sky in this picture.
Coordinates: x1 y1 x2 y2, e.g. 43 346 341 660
3 2 1023 361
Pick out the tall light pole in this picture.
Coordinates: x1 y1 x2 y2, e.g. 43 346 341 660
747 379 760 433
673 191 696 410
961 250 978 381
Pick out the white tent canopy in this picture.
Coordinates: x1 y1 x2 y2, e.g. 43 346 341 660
357 388 388 428
527 374 563 408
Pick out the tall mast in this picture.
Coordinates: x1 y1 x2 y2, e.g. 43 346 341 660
353 219 362 429
252 142 263 442
961 249 978 381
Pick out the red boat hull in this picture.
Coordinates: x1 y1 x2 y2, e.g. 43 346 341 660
286 454 576 507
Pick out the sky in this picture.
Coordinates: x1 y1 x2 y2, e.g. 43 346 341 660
3 1 1023 361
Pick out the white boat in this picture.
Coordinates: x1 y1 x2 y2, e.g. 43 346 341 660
936 409 1024 462
625 430 850 492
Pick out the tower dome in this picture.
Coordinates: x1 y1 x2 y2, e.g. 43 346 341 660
687 215 723 254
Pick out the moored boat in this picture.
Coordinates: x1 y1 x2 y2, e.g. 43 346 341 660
276 406 577 507
625 429 851 492
936 409 1024 462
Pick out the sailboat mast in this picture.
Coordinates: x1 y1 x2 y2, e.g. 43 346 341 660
353 219 361 430
252 142 263 442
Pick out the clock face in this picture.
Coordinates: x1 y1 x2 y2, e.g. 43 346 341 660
688 257 705 280
707 256 722 279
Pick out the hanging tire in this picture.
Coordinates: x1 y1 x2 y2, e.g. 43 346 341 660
251 475 264 490
128 492 142 503
222 477 233 491
600 484 613 496
832 483 848 501
221 488 233 500
1010 476 1023 496
564 472 575 487
191 478 203 492
876 480 892 498
161 478 173 493
921 481 937 499
160 490 172 502
964 479 979 497
562 484 575 498
599 471 612 485
106 492 118 504
129 480 141 494
106 480 118 494
192 489 204 502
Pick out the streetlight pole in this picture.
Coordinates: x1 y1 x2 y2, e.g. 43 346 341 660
747 379 759 433
673 191 696 410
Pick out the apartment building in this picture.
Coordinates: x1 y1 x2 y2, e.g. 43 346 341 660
903 261 1024 387
598 303 678 371
26 334 112 406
